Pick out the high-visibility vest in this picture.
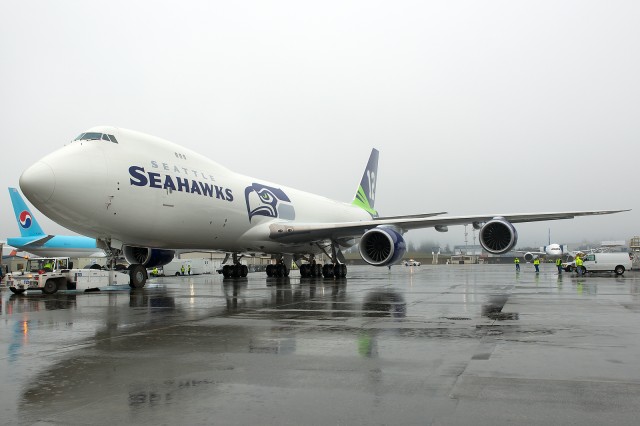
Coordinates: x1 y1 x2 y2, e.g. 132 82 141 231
576 257 583 266
514 258 520 264
556 258 562 266
533 259 540 265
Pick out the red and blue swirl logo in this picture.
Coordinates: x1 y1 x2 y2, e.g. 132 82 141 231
19 211 32 229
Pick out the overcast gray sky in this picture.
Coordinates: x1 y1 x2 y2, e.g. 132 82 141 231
1 0 638 250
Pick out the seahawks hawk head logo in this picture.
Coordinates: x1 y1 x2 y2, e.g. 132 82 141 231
244 183 295 222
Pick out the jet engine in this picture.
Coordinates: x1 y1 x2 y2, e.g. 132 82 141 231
123 245 175 268
523 252 535 262
478 217 518 254
359 227 407 266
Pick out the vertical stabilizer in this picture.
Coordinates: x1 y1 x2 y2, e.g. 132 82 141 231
352 148 379 218
8 187 45 237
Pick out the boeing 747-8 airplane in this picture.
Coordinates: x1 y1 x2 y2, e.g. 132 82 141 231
18 127 628 287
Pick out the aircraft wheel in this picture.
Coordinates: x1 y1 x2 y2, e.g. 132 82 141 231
241 265 249 277
222 265 232 278
300 264 311 278
313 264 322 277
322 264 334 278
43 279 58 295
615 265 625 275
129 264 147 289
9 288 25 295
266 264 274 277
275 264 284 278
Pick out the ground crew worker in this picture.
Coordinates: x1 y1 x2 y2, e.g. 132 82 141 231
575 255 584 276
43 260 53 272
180 265 185 276
556 258 563 274
533 257 540 273
152 267 158 276
514 257 520 271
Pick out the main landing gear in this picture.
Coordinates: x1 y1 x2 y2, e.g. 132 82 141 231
221 253 249 279
297 244 348 279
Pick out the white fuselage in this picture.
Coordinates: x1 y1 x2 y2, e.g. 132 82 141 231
20 127 371 255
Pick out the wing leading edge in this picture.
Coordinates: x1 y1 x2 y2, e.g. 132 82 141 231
268 209 630 244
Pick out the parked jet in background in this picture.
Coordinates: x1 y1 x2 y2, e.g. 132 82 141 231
18 126 629 287
6 187 104 258
515 243 568 262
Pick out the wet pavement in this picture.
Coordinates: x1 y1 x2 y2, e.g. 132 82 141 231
1 264 640 425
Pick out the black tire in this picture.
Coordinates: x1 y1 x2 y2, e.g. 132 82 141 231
266 264 274 277
175 272 180 276
615 265 625 275
322 264 334 278
241 265 248 277
43 279 58 295
222 265 232 279
9 287 25 295
275 264 284 278
300 264 311 278
128 264 147 289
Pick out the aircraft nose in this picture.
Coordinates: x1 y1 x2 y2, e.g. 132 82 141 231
20 161 55 204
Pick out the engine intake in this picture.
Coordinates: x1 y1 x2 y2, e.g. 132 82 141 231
478 217 518 254
123 245 175 268
359 227 407 266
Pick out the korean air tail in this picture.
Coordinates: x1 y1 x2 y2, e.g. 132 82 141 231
351 148 379 218
9 187 45 237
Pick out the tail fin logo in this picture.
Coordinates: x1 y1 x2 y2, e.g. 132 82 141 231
19 211 32 229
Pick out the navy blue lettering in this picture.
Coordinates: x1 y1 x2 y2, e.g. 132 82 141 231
176 177 190 192
215 185 226 200
198 182 214 197
129 166 148 186
149 172 162 189
190 180 202 195
163 175 176 191
225 188 234 201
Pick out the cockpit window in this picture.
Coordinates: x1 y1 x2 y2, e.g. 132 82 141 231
74 132 118 143
79 132 102 140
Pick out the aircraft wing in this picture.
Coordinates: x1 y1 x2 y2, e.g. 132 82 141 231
268 209 629 244
513 250 545 256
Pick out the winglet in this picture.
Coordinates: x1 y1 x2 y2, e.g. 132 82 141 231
8 187 45 237
352 148 379 218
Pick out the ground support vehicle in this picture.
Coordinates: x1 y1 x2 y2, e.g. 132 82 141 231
562 253 632 275
8 268 132 294
404 259 421 266
4 257 134 294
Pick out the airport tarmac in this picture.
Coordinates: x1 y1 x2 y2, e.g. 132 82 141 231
1 264 640 425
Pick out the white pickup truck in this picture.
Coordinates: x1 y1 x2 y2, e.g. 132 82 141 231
6 257 132 294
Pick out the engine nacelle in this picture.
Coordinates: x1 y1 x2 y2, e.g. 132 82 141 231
359 227 407 266
123 245 175 268
523 252 535 262
478 217 518 254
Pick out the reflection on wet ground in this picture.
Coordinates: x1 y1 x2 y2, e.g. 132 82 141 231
1 265 640 425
